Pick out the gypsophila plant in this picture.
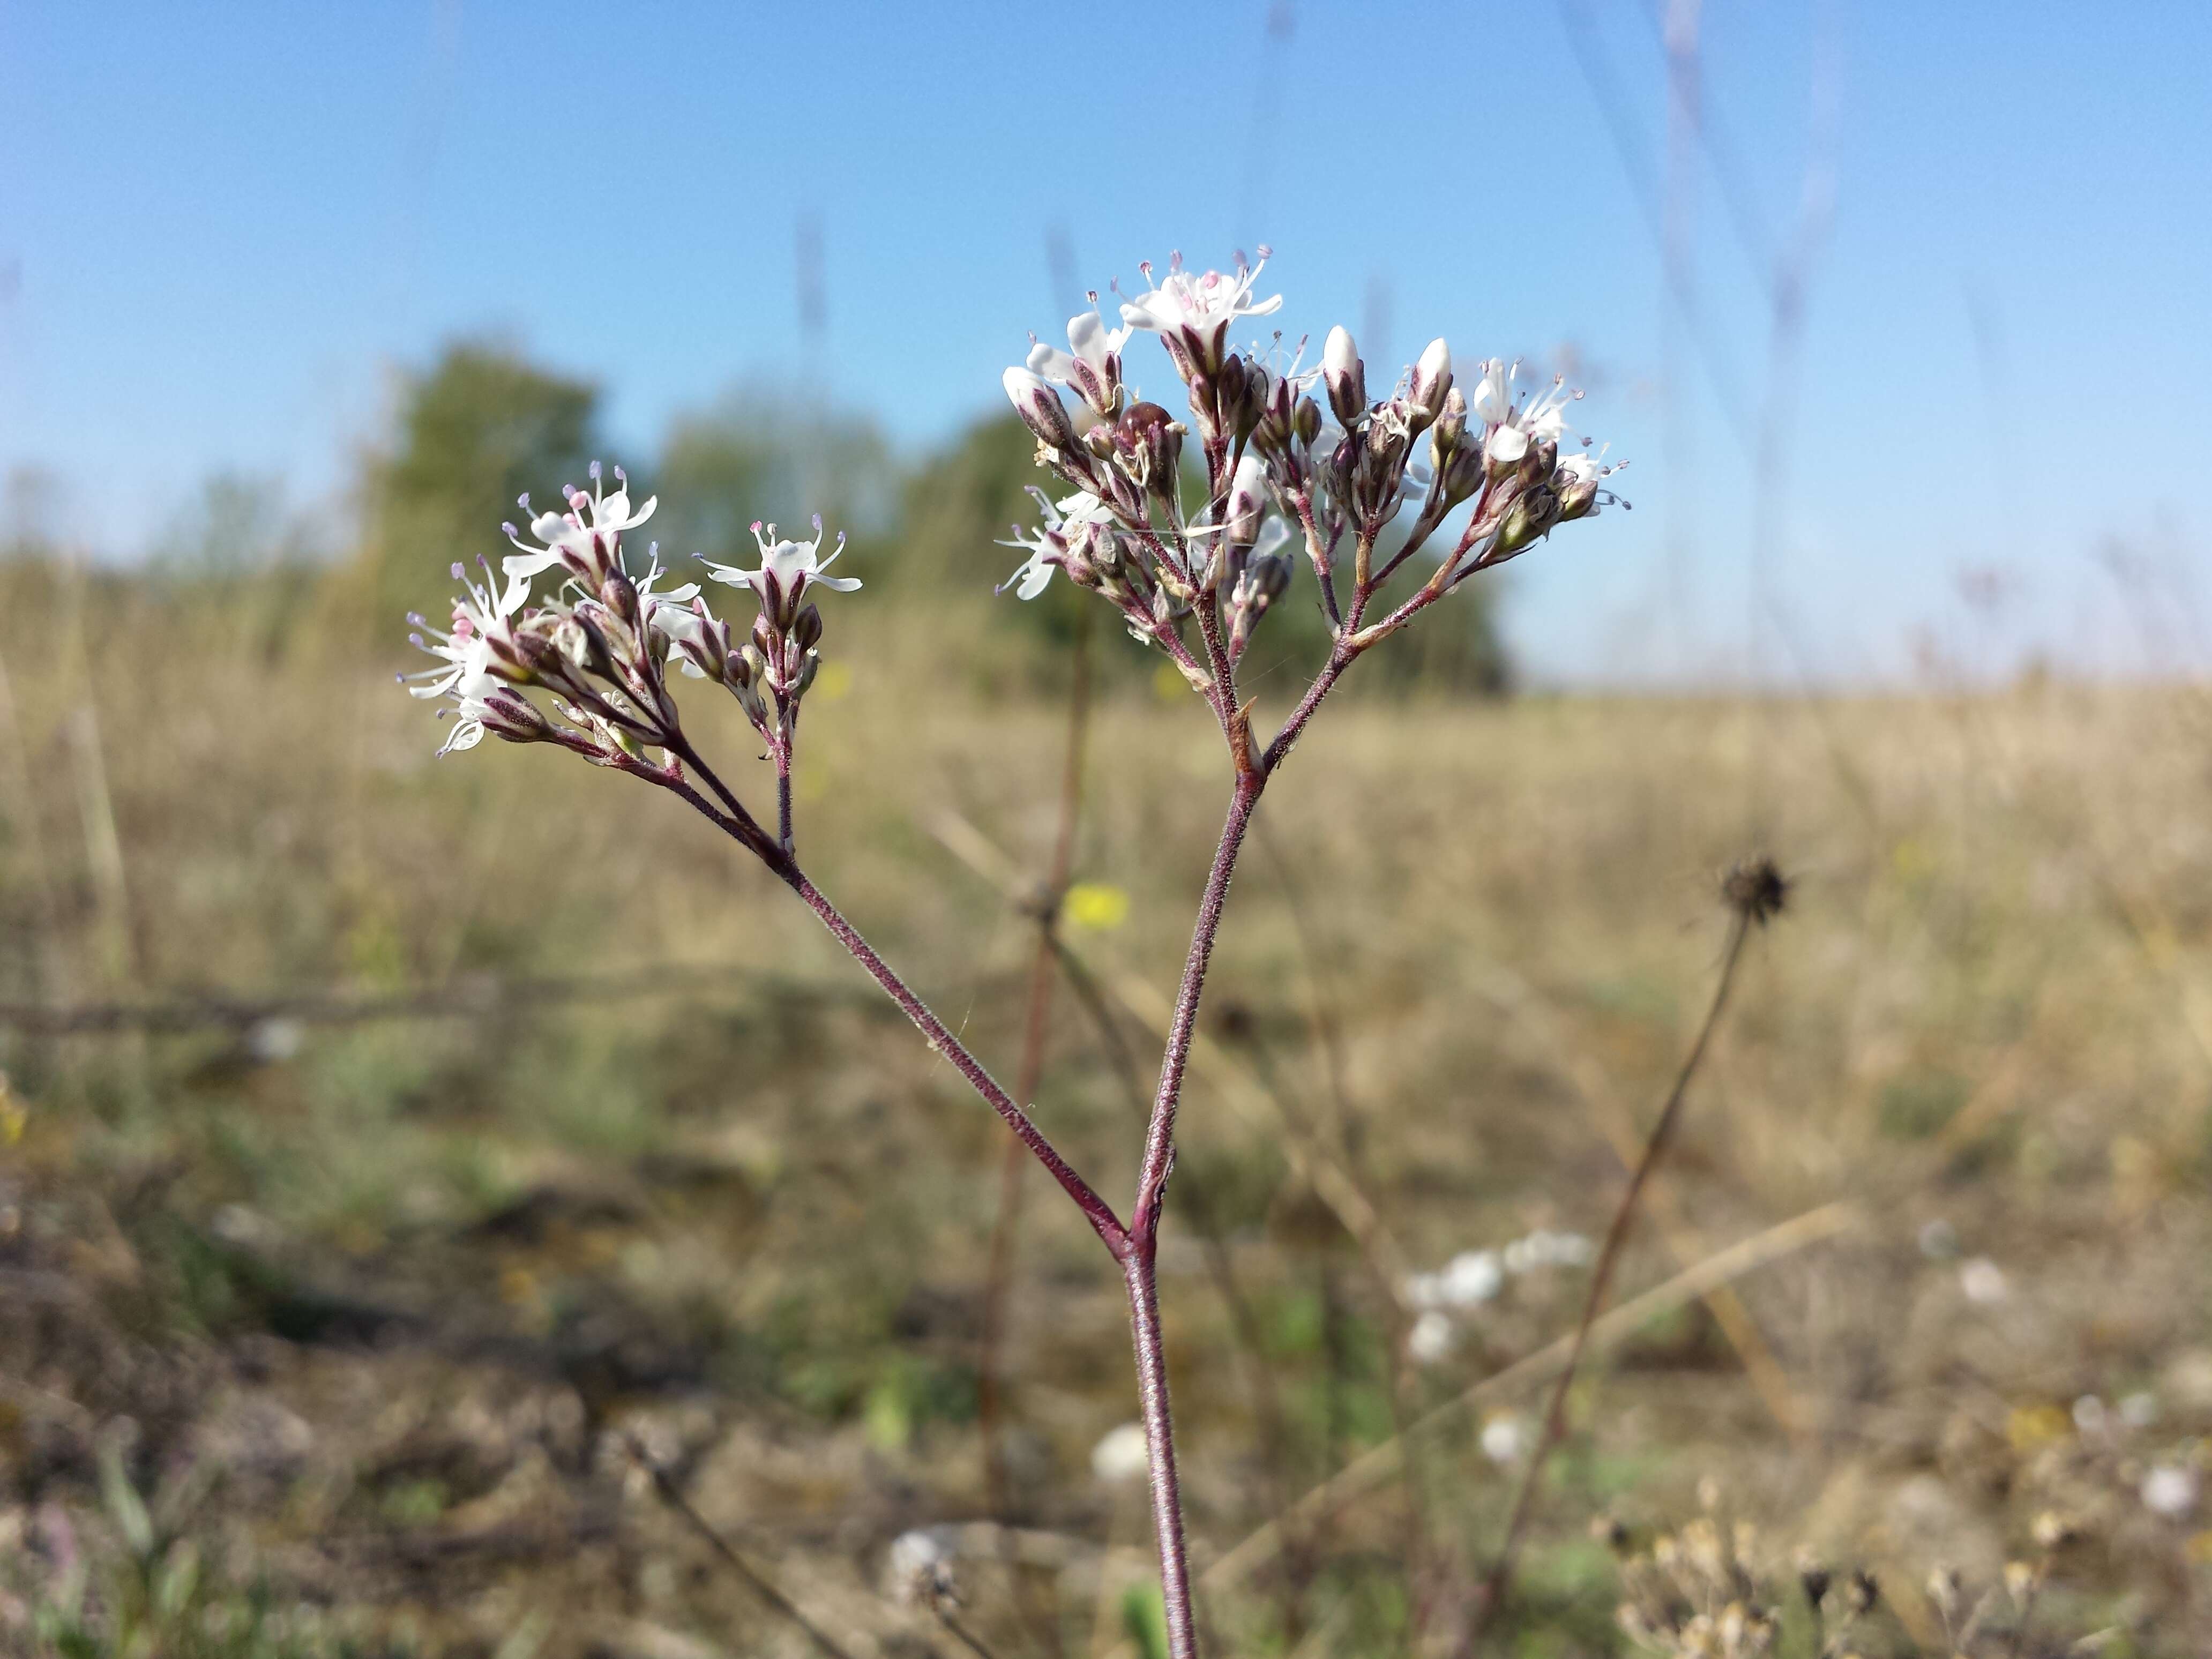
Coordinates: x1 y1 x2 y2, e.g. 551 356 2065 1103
399 249 1623 1658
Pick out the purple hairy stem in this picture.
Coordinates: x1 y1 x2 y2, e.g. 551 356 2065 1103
1123 770 1262 1656
776 864 1132 1258
652 742 1130 1259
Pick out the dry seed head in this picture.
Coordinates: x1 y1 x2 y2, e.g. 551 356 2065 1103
1592 1513 1633 1556
1723 856 1790 925
1845 1567 1880 1615
1798 1560 1831 1611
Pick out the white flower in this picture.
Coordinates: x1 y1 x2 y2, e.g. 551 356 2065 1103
999 488 1113 601
1959 1257 2008 1305
1091 1422 1151 1486
1442 1249 1505 1305
1119 250 1282 375
2072 1394 2108 1434
885 1527 961 1604
1480 1415 1528 1464
1469 360 1577 458
2142 1463 2200 1519
1406 1249 1504 1311
1407 1310 1458 1366
501 460 656 585
633 547 701 627
2120 1392 2159 1429
1504 1230 1594 1274
1027 301 1130 416
402 558 532 756
700 515 860 618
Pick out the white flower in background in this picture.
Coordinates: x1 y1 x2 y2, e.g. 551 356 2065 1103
2072 1394 2108 1435
1027 300 1130 416
700 516 860 618
1959 1257 2008 1305
1504 1229 1594 1274
1442 1249 1505 1305
2142 1463 2200 1519
1406 1248 1503 1312
1120 250 1282 375
1407 1310 1457 1366
502 460 656 585
1091 1422 1151 1486
2120 1392 2159 1429
1480 1415 1528 1464
886 1527 958 1604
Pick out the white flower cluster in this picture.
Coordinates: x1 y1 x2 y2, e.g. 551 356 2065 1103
1402 1229 1596 1367
400 462 857 823
999 251 1623 672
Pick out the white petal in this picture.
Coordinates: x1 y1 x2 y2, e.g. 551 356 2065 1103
1028 343 1079 382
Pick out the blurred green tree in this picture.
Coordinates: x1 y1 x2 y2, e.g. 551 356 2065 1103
352 342 601 626
652 389 898 570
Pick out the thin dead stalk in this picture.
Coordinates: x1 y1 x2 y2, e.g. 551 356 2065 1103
622 1433 860 1659
1467 864 1782 1645
1201 1198 1857 1593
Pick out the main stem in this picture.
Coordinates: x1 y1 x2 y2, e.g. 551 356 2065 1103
1129 771 1264 1659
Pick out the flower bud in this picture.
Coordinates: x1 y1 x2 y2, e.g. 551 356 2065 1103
1116 401 1184 496
1409 338 1452 427
599 571 641 626
794 651 821 698
1324 326 1366 427
1294 396 1324 449
1248 549 1292 604
1225 454 1268 547
1003 367 1078 453
1440 443 1486 509
730 644 769 724
1431 386 1468 463
1495 482 1560 556
790 602 824 653
479 690 552 744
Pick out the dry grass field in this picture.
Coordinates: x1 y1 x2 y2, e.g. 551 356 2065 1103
2 558 2209 1655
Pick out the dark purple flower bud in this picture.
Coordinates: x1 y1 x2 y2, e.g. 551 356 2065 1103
1003 367 1079 453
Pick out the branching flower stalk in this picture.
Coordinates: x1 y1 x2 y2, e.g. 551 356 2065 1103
400 252 1624 1659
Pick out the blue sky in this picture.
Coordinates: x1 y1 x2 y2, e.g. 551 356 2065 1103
3 1 2207 682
